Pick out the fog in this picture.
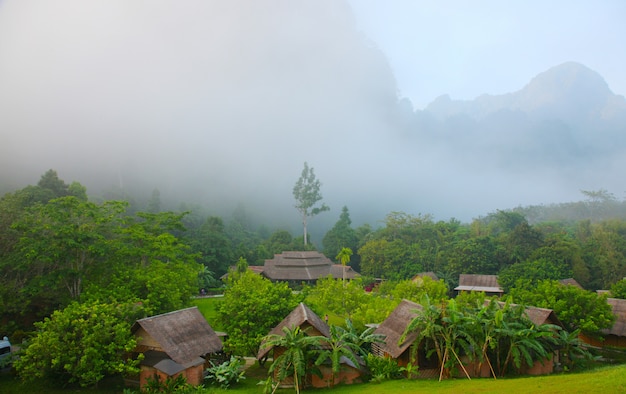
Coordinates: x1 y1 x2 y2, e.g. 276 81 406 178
1 1 624 237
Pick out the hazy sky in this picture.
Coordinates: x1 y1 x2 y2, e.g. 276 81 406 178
0 0 624 231
349 0 626 109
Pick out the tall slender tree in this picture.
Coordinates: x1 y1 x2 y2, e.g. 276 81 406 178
292 162 329 246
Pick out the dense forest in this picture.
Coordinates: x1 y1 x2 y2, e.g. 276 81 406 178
2 170 626 338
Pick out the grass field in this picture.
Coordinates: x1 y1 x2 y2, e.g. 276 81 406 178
2 363 626 393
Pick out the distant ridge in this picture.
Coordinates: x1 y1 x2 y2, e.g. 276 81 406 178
424 62 626 122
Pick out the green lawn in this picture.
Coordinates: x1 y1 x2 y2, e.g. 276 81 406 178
192 296 224 331
3 364 625 393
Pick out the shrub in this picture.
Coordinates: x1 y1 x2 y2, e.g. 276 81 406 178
365 354 404 383
204 356 246 389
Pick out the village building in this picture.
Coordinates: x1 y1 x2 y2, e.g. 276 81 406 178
411 271 439 282
130 307 223 389
260 251 359 285
454 274 504 296
371 299 441 379
257 303 364 388
581 297 626 348
559 278 584 289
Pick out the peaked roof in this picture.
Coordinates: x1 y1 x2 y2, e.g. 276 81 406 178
490 301 564 328
373 299 423 359
132 306 223 365
412 272 439 282
262 251 359 281
604 298 626 337
257 303 330 359
455 274 503 293
559 278 584 289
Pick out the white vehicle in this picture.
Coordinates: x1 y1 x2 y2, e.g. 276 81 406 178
0 336 11 367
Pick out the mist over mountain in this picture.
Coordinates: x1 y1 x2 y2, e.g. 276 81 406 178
411 62 626 182
1 1 625 240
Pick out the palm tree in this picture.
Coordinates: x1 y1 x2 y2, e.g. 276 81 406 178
341 318 385 358
262 326 324 394
313 324 361 387
336 247 353 286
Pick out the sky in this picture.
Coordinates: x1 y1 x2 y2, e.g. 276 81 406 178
348 0 626 109
0 0 625 232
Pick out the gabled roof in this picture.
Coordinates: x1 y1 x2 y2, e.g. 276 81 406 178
412 272 439 282
141 350 205 376
604 298 626 337
257 303 330 360
455 274 503 294
262 251 359 281
559 278 583 289
373 299 423 359
490 301 564 328
132 307 223 365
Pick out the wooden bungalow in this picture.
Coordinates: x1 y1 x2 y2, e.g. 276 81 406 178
257 303 363 388
454 274 504 297
261 251 359 285
371 299 440 379
582 297 626 348
130 307 223 389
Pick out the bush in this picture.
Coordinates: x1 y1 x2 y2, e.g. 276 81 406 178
365 354 404 383
204 356 246 389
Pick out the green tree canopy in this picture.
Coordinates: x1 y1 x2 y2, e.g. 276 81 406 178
323 206 358 261
218 270 302 357
509 280 615 335
14 300 143 387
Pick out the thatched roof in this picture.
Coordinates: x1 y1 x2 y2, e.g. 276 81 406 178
490 301 564 328
262 251 359 281
559 278 584 289
329 264 360 279
257 303 330 360
132 306 223 365
412 272 439 282
604 298 626 337
455 274 503 294
373 299 423 359
141 350 205 376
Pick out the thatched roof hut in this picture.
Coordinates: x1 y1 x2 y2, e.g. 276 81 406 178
605 298 626 337
372 299 423 359
257 303 329 360
262 251 359 283
490 301 564 328
454 274 503 295
411 272 439 282
131 307 223 388
559 278 584 289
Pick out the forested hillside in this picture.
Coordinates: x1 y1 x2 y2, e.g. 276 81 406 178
2 170 626 337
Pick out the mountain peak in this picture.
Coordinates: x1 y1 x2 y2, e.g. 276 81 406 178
517 62 612 114
425 62 622 122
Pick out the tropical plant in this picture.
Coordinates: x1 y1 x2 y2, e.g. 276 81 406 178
204 355 246 389
336 247 353 285
262 325 325 394
261 326 326 393
364 354 404 382
313 324 362 386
